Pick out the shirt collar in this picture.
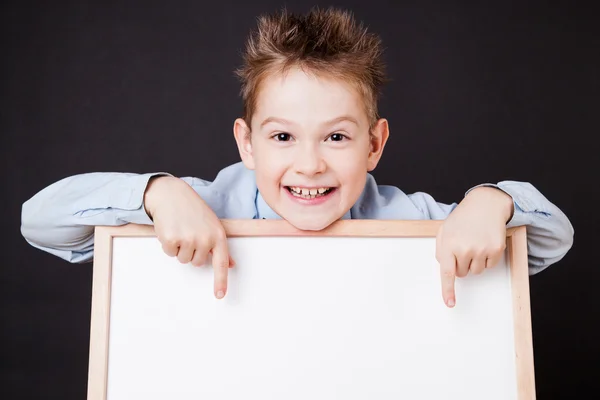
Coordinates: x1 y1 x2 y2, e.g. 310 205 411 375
255 190 352 220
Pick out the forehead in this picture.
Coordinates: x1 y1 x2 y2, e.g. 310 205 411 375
253 67 368 126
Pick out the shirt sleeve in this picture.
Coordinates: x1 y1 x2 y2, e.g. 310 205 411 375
407 181 574 275
466 181 574 274
21 172 197 264
20 162 259 265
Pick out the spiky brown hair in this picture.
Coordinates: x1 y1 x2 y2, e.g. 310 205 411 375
235 7 387 129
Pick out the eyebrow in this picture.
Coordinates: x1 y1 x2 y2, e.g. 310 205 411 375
260 115 360 128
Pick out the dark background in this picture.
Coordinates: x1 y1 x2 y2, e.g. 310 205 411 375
2 1 598 399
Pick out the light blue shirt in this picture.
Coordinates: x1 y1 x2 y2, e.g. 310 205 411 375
21 162 574 274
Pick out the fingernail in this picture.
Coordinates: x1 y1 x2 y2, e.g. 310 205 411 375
216 291 224 299
447 299 455 307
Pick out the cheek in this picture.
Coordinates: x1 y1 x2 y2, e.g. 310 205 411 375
332 151 369 197
253 150 286 189
258 156 286 178
344 171 367 194
332 148 370 175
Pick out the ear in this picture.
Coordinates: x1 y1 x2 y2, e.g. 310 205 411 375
233 118 255 170
367 118 390 171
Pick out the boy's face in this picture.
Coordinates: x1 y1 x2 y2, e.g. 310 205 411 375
234 67 389 231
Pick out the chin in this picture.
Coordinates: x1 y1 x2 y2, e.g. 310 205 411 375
285 215 337 232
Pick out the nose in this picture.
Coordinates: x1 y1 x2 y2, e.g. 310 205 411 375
293 143 326 177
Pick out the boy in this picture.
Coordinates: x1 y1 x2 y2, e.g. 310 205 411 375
21 7 574 308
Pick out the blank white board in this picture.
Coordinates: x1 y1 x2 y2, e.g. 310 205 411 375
88 220 534 400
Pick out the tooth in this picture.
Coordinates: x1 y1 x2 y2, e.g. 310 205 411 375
309 189 317 195
301 188 309 195
318 188 326 194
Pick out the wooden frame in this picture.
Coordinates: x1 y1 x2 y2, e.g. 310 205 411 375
87 220 534 399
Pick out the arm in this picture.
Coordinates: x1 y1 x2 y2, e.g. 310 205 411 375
20 172 173 263
19 170 224 263
409 180 574 274
20 162 259 264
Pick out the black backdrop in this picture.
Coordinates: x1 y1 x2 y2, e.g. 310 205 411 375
2 1 598 399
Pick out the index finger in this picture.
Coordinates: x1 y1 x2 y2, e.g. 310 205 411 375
212 239 230 299
439 253 457 308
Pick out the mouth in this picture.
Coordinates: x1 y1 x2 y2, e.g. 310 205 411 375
285 186 336 200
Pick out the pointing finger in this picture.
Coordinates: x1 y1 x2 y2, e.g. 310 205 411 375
212 240 230 299
440 253 457 308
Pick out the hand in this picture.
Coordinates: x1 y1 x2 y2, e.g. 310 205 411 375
436 187 514 308
144 176 235 299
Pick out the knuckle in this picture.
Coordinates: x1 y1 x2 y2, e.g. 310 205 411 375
472 246 486 258
486 238 506 252
214 228 227 242
163 248 177 257
179 234 196 248
160 242 178 257
453 244 470 257
442 269 455 278
191 254 207 266
214 257 229 270
198 235 212 249
494 242 507 253
161 235 179 249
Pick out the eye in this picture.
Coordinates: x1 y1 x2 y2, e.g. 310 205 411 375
328 133 348 142
273 133 292 142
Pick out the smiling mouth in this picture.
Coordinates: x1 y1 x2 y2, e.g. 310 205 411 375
285 186 335 199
